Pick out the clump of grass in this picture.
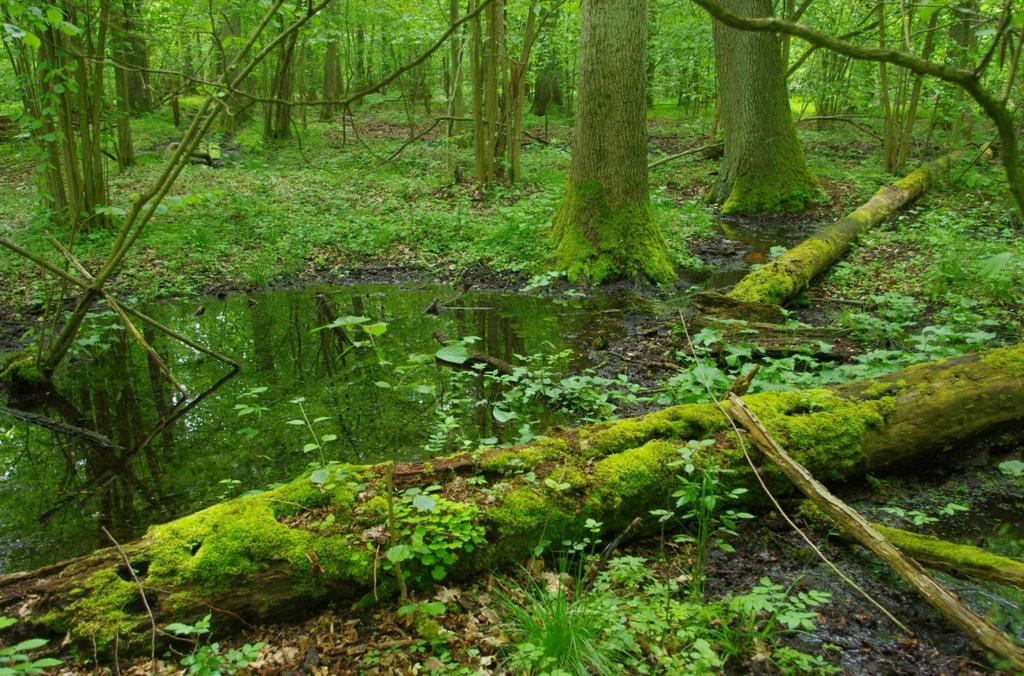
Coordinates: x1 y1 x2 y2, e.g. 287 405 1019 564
494 572 631 675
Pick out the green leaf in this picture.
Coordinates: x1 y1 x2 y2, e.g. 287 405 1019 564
11 638 48 652
362 322 388 337
310 468 330 485
492 407 517 423
435 343 470 365
412 494 437 511
22 31 41 48
45 7 63 24
386 544 413 563
0 616 16 630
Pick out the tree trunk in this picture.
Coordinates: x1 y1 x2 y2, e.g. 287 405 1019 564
716 150 964 307
710 0 819 214
122 0 152 114
321 11 341 122
446 0 467 137
4 342 1023 654
550 0 673 284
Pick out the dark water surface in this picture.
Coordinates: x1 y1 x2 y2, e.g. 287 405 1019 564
0 283 631 573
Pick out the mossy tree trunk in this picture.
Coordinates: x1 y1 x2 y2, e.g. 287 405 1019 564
3 343 1023 654
719 150 963 307
710 0 820 214
550 0 673 284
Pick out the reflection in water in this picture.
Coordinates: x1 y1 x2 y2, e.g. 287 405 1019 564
0 283 627 573
680 218 820 289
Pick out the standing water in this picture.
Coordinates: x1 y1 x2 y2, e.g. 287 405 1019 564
0 283 631 573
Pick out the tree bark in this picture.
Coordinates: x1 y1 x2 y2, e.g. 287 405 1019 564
710 0 820 214
3 342 1023 654
550 0 673 284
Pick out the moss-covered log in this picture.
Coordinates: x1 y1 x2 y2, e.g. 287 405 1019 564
874 525 1024 591
1 342 1023 655
715 151 963 308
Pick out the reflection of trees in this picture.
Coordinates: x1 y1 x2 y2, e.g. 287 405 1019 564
0 283 620 572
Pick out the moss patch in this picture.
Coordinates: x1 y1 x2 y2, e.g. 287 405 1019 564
550 179 674 285
741 389 894 482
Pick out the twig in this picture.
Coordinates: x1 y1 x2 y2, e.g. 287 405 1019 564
583 516 642 593
727 392 1024 670
101 527 158 670
647 142 722 170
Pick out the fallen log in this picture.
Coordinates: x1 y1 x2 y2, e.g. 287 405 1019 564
727 392 1024 670
1 342 1022 655
697 150 967 312
688 316 859 359
873 525 1024 591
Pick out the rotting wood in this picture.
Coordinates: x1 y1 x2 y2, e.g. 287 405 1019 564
1 342 1023 655
727 392 1024 671
695 149 971 312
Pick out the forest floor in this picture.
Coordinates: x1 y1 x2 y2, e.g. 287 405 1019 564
1 100 1023 674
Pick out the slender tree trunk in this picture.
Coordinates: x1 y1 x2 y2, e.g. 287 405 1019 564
550 0 673 284
446 0 467 137
321 7 341 121
711 0 819 214
122 0 152 114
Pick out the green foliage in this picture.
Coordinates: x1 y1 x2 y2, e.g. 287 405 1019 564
498 558 837 674
0 617 61 675
165 614 267 675
384 487 486 584
651 440 753 598
495 572 633 676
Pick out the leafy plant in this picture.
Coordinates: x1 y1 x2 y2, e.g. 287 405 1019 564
384 487 486 584
652 440 753 598
165 614 266 675
0 617 61 675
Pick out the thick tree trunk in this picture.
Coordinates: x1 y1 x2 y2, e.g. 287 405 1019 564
550 0 673 284
3 342 1023 654
711 0 820 214
715 150 964 307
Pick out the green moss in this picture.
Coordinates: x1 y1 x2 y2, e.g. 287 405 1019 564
719 156 822 215
584 441 677 519
729 237 839 306
550 180 674 285
875 524 1024 581
743 389 894 482
480 438 569 473
0 354 49 388
143 475 369 598
582 403 725 457
981 343 1024 377
59 568 141 649
486 484 576 560
37 471 375 644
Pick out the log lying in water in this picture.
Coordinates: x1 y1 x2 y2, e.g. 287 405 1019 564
1 342 1022 654
697 151 965 312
